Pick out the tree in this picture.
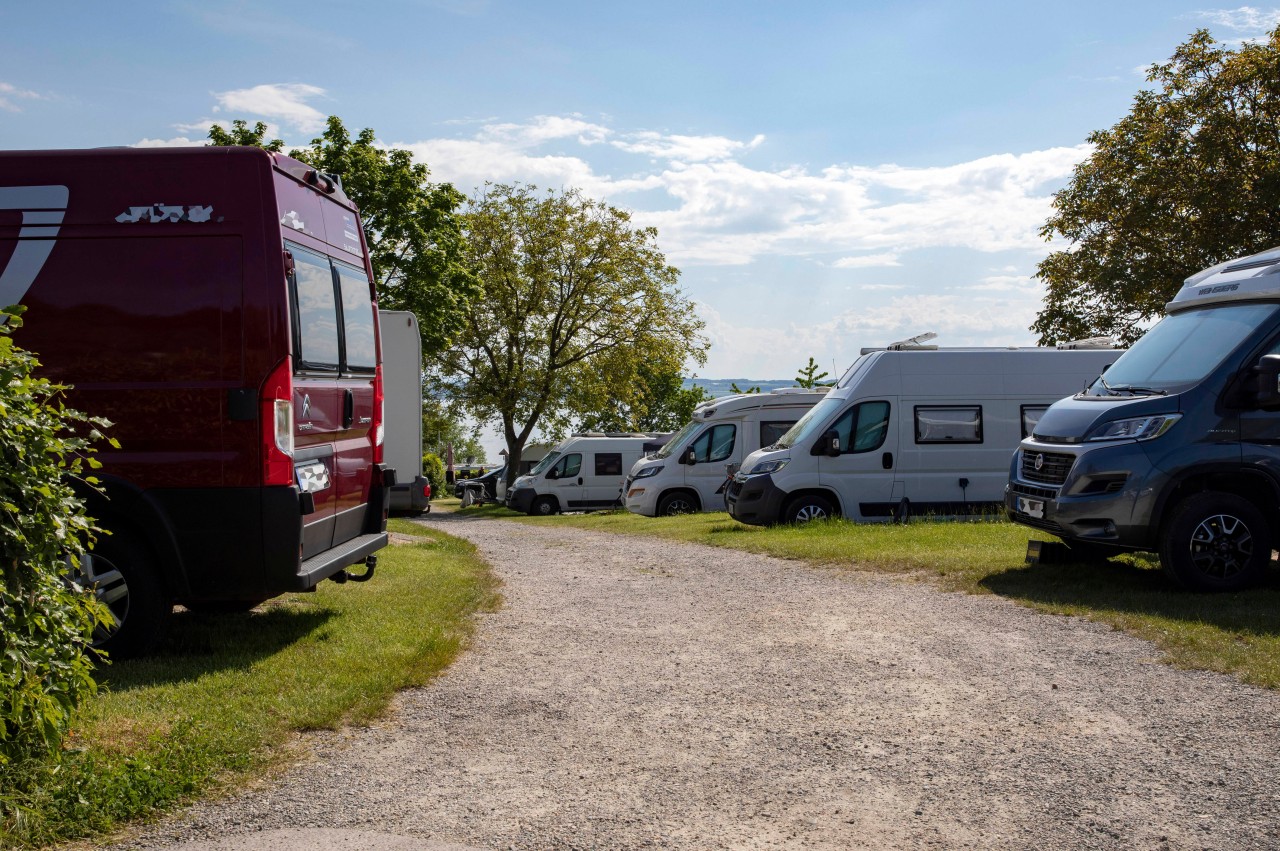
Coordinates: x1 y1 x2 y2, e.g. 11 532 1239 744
730 383 761 394
421 397 486 463
435 183 708 484
794 357 833 388
1034 28 1280 344
209 116 479 357
574 355 711 433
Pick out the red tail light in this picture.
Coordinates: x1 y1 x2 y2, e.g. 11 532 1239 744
261 356 294 486
372 362 385 465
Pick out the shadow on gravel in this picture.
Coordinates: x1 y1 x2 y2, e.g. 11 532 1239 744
99 605 335 690
981 556 1280 637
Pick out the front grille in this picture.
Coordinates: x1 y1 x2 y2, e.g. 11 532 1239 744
1020 450 1076 486
1010 482 1058 500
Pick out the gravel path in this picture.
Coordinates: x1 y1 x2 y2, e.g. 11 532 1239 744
114 513 1280 850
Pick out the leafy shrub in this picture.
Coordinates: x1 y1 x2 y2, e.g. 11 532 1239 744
0 307 111 820
422 452 446 500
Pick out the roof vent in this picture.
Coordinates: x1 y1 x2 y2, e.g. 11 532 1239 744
885 331 938 351
1056 336 1117 350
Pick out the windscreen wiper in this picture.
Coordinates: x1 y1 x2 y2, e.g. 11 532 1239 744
1100 376 1167 396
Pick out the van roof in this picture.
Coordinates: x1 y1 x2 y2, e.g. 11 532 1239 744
1168 246 1280 313
692 388 829 418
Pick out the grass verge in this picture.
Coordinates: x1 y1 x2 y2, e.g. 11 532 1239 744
0 519 498 849
457 502 1280 690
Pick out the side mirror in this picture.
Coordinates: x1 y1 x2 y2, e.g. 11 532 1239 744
1255 354 1280 408
811 429 841 457
684 447 697 465
546 469 559 480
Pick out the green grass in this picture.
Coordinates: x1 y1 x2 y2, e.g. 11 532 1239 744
458 501 1280 690
0 520 498 849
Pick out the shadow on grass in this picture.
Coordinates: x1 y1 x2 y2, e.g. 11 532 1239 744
99 604 335 690
980 556 1280 637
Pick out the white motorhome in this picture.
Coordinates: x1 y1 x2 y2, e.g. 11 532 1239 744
380 311 431 515
725 335 1120 526
625 389 828 516
506 432 669 516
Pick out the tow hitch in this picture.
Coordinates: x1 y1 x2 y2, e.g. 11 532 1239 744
331 555 377 584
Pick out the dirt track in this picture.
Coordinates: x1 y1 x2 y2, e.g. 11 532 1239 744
115 513 1280 850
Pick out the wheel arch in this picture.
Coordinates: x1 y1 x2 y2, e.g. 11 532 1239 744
784 488 844 517
658 487 701 512
73 475 189 599
1154 466 1280 540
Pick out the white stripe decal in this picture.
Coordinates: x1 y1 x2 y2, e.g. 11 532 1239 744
0 185 69 311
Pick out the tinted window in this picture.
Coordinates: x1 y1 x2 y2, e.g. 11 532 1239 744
292 247 339 368
760 421 795 447
915 406 982 443
554 453 582 478
829 401 890 453
336 263 376 371
595 453 623 476
1021 405 1049 438
690 424 736 463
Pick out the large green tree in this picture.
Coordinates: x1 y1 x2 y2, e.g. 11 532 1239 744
421 397 486 464
209 117 479 357
1034 28 1280 344
434 184 708 484
573 354 711 434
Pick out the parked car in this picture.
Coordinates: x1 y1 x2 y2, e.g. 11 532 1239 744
726 335 1119 526
0 146 393 655
1007 245 1280 591
625 389 827 516
507 433 668 515
455 466 505 505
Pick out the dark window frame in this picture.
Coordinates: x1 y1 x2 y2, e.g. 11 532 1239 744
759 420 796 447
594 452 623 476
1020 404 1049 439
914 404 984 444
829 400 891 454
691 423 737 463
287 240 378 377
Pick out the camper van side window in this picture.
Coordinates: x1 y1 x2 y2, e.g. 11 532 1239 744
595 453 623 476
691 424 737 463
335 263 377 372
1020 405 1049 439
555 453 582 478
290 246 340 370
915 406 983 444
830 401 890 453
760 421 795 447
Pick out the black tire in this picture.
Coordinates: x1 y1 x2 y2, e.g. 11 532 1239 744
78 531 172 658
657 491 700 516
1159 492 1272 592
181 599 266 614
529 495 558 516
785 494 836 524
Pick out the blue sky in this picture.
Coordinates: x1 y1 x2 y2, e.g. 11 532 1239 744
4 2 1279 381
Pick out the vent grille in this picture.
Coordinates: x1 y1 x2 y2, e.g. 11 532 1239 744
1020 450 1075 486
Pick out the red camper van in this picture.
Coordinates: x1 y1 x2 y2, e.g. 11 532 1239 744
0 146 393 655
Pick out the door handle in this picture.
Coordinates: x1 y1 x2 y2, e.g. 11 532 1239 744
343 389 354 429
882 451 893 469
577 477 583 485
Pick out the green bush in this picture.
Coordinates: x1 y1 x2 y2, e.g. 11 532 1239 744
0 307 112 821
422 452 446 500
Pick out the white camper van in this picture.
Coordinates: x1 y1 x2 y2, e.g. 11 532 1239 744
506 432 669 516
625 389 828 516
725 336 1120 526
381 311 431 515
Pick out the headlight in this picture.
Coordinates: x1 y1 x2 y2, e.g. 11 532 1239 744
748 459 789 475
633 465 663 479
1086 413 1182 442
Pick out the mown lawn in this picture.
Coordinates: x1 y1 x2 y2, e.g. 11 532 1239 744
1 519 498 849
454 500 1280 690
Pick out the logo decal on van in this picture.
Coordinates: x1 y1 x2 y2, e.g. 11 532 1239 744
115 204 216 224
0 184 68 310
1198 283 1240 296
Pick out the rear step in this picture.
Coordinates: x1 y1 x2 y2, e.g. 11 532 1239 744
296 532 387 589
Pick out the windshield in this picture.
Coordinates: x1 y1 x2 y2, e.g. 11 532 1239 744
529 451 561 476
656 419 702 459
775 397 843 449
1084 303 1280 396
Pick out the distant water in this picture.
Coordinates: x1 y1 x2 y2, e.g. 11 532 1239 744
684 378 804 397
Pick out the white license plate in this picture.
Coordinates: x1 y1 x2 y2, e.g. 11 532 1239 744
1016 496 1045 519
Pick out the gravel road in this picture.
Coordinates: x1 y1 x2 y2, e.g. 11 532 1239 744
113 513 1280 850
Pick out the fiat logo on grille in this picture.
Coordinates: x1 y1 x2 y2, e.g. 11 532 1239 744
1034 453 1045 471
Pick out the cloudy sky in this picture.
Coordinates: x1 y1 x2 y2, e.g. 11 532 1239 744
4 2 1278 380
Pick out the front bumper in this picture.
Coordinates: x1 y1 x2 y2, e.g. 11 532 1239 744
506 485 536 513
725 472 788 526
624 476 659 516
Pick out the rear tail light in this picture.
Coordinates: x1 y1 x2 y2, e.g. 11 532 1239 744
261 357 294 485
372 362 385 464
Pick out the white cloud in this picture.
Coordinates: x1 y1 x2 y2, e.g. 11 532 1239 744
612 131 765 162
134 136 205 148
831 253 902 269
1195 6 1280 31
212 83 327 133
0 82 43 112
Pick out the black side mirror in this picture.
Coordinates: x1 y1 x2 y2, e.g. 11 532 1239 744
1255 354 1280 408
811 429 841 457
546 469 559 480
684 447 697 465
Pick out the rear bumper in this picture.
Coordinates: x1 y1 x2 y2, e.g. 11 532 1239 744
390 475 431 513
